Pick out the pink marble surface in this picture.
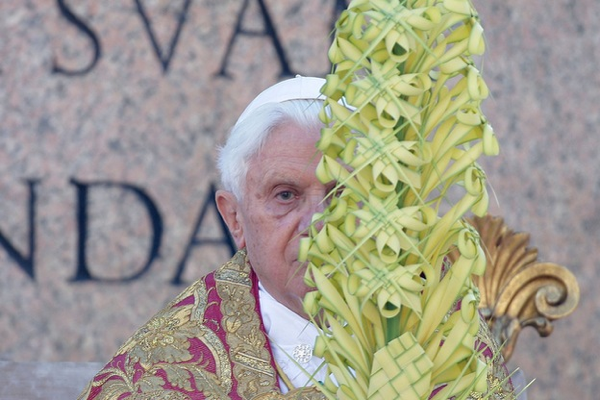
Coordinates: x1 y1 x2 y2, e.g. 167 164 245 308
476 1 599 398
0 1 597 399
0 361 104 400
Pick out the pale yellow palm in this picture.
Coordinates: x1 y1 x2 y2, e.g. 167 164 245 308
299 0 499 399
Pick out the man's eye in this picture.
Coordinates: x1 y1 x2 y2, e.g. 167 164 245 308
276 191 294 201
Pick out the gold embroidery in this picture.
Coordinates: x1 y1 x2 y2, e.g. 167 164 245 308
467 318 517 400
79 276 233 399
216 249 281 398
215 266 252 286
469 375 514 399
79 366 136 400
253 387 326 399
191 280 210 322
130 391 191 400
194 325 233 394
234 352 275 375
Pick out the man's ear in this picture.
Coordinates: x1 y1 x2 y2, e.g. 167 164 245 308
216 190 246 249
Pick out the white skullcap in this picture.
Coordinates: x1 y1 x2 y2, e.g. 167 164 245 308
234 75 326 127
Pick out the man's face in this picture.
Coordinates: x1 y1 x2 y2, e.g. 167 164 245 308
217 120 331 317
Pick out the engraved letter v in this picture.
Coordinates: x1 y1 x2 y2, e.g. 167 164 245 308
135 0 192 73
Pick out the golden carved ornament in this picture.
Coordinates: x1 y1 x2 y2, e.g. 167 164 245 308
451 215 580 362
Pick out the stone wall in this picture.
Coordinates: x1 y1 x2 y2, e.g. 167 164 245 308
0 1 597 399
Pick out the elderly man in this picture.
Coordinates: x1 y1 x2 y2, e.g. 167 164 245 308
79 76 515 400
79 76 332 400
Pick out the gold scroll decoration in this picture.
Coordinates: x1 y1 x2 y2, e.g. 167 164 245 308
450 215 580 361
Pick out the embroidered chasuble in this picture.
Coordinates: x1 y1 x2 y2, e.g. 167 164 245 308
78 250 323 400
79 249 515 399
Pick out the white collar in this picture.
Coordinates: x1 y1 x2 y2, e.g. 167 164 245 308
258 282 326 393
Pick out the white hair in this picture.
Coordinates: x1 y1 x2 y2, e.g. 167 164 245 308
217 99 324 200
